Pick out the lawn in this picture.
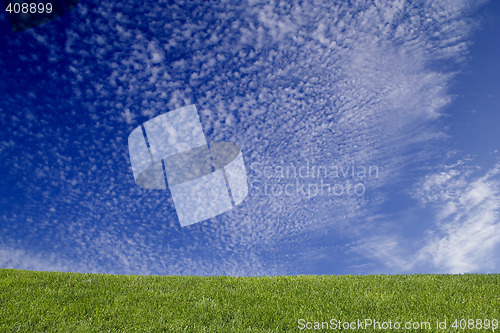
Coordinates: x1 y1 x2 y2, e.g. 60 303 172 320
0 269 499 332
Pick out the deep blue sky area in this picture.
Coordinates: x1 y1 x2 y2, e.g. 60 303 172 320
0 0 499 275
446 0 500 166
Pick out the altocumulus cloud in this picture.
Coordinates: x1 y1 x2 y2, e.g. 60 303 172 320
0 0 493 275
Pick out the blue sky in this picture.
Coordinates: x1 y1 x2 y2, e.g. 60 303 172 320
0 0 498 275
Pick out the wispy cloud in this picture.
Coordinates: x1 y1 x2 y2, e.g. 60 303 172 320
354 161 500 273
0 0 490 275
415 163 500 273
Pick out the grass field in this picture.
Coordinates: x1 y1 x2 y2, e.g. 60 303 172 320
0 269 499 332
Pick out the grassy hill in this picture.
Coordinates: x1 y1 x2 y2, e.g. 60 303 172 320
1 269 499 332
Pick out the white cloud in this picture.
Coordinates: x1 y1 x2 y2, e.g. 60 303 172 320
0 0 491 275
416 164 500 273
355 162 500 273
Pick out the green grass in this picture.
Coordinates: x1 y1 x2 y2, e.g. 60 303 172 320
0 269 499 332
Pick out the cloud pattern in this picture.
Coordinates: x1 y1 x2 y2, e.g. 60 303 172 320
0 0 496 275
